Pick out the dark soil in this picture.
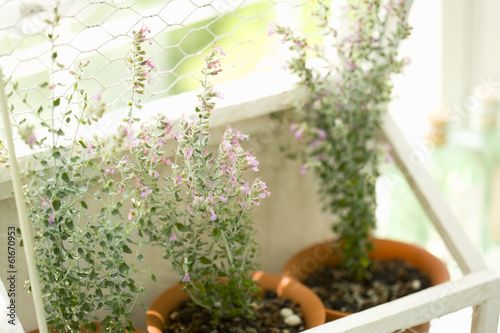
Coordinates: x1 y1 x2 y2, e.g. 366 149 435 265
304 259 431 313
162 290 306 333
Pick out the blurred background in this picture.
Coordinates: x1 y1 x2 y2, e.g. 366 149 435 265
0 0 499 331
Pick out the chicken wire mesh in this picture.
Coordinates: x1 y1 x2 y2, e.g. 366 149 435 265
0 0 324 145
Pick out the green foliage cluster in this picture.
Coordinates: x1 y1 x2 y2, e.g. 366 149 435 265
127 46 271 321
4 8 155 333
274 0 411 281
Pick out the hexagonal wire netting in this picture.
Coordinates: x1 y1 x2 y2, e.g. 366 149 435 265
0 0 323 153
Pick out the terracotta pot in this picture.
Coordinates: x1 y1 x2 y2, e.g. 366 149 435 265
27 322 146 333
282 238 450 332
146 271 326 332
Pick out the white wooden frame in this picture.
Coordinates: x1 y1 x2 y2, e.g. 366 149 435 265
298 114 500 332
2 0 500 331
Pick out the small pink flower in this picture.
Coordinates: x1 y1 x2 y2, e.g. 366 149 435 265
294 127 304 142
317 129 327 140
170 234 176 241
268 23 277 36
187 203 194 216
146 59 156 71
209 207 216 221
184 148 193 159
128 209 134 221
47 202 56 225
134 176 141 187
300 164 307 175
310 140 319 148
104 167 116 177
140 186 153 199
229 170 236 187
119 185 124 194
87 144 95 154
48 213 55 226
218 195 227 202
182 273 191 282
175 176 182 185
241 183 251 196
137 24 152 45
245 153 259 171
91 91 102 101
27 132 37 148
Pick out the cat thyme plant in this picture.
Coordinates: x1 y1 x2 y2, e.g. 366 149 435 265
273 0 411 281
4 13 156 332
124 45 271 322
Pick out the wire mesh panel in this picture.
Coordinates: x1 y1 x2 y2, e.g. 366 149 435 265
0 0 321 140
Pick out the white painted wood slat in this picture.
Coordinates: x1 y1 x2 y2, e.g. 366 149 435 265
303 270 500 333
381 113 486 274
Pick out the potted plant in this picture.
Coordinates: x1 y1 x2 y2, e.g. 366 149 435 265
271 0 450 328
2 8 155 332
115 45 325 332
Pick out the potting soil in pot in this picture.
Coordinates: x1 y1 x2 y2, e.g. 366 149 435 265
304 259 431 313
162 290 306 333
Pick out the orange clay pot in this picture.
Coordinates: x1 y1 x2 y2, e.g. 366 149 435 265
282 238 450 332
146 271 326 333
27 322 146 333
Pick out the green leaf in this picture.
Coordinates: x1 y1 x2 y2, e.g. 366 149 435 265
80 201 88 209
118 263 129 274
52 200 61 211
112 209 123 218
151 274 157 282
53 97 60 107
61 172 70 184
122 244 132 254
175 223 188 232
137 254 144 262
199 256 212 265
212 228 221 241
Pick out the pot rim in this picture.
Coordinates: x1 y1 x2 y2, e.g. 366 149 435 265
146 270 326 332
282 238 450 322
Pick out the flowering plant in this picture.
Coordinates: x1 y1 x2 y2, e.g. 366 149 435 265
3 10 156 332
273 0 411 281
124 45 271 321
